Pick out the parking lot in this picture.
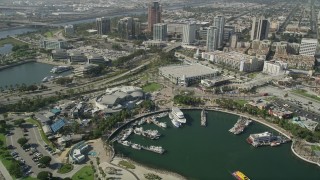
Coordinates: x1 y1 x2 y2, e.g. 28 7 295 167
273 99 320 123
5 122 60 177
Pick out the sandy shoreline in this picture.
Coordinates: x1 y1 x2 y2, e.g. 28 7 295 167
112 156 186 180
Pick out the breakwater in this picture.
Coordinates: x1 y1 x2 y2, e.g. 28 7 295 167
0 59 35 71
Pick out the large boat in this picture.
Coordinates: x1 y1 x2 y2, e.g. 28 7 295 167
232 171 250 180
171 107 187 123
169 113 181 128
50 66 72 73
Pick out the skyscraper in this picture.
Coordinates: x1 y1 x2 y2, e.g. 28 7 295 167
213 15 225 48
148 2 161 32
251 16 270 40
153 23 167 41
118 17 134 39
96 17 111 35
206 26 219 52
182 23 196 45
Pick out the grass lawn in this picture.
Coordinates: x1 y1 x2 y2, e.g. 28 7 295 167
118 160 135 169
0 134 14 170
58 163 74 174
72 166 94 180
234 99 247 106
44 31 53 38
26 118 55 150
311 145 320 151
0 37 27 47
292 89 320 102
142 82 162 92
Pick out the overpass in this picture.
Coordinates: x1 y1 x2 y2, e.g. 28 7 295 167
163 42 181 52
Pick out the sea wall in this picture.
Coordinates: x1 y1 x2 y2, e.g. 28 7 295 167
291 140 320 167
0 59 35 71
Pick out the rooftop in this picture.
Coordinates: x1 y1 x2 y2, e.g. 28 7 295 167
159 63 218 78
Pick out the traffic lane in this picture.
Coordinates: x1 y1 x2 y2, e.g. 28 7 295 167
26 124 61 170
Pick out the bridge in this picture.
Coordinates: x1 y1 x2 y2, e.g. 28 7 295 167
163 42 181 52
2 20 60 28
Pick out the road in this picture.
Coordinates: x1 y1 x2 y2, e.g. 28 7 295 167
278 3 300 33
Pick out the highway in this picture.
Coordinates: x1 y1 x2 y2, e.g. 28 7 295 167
0 60 151 105
278 3 300 33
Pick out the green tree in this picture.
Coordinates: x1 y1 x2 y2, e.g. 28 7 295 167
13 119 25 127
17 137 28 146
9 161 22 178
39 156 52 166
37 171 52 180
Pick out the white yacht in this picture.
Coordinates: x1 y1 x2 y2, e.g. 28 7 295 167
171 107 187 123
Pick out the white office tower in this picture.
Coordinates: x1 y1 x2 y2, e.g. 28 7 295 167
182 23 196 45
230 34 238 48
213 15 225 48
153 23 167 41
206 26 219 52
299 38 318 56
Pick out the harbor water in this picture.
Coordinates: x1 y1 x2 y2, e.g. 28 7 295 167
0 62 71 88
114 110 320 180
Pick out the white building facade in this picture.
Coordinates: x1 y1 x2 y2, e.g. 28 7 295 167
262 61 288 75
153 23 167 41
182 23 196 45
299 38 318 56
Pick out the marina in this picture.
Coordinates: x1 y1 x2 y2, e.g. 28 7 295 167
113 110 320 180
229 116 252 135
133 127 161 140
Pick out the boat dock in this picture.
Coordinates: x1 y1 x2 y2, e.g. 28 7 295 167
229 116 252 135
148 116 167 128
133 127 161 140
201 109 207 126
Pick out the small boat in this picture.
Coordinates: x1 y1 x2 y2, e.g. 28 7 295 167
171 119 181 128
270 142 281 147
131 143 141 150
232 171 250 180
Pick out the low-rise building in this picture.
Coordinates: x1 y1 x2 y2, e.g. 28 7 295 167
262 61 288 75
40 39 68 49
51 49 68 60
159 63 219 86
95 86 144 112
274 55 315 70
69 141 89 164
202 51 264 72
200 76 233 87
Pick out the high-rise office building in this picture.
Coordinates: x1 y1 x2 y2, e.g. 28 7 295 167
118 17 134 39
148 2 161 32
96 17 111 35
213 15 225 48
251 16 270 40
153 23 167 41
64 24 74 36
182 23 197 45
133 18 141 37
206 26 219 52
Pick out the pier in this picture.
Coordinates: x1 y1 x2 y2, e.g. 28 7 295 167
229 116 252 135
201 109 207 126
